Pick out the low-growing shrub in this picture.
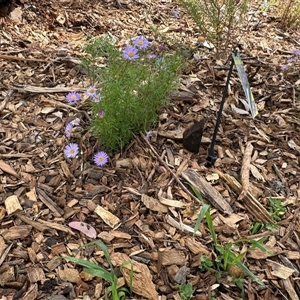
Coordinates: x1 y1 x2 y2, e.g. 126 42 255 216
81 37 183 152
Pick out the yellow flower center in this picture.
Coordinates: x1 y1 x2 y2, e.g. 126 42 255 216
71 94 76 99
128 52 134 57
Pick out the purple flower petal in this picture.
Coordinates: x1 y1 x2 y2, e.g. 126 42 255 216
93 151 109 166
86 86 97 98
145 130 153 139
97 110 105 118
291 49 300 56
147 54 157 59
133 36 149 49
64 143 79 158
92 93 102 103
193 53 201 61
65 123 74 138
66 92 81 103
70 118 80 126
122 46 139 60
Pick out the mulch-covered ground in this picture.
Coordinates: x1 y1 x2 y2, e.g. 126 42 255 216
0 0 300 299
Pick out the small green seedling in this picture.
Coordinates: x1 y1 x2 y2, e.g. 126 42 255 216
269 197 287 221
190 185 271 297
63 240 133 300
175 282 195 300
250 221 278 235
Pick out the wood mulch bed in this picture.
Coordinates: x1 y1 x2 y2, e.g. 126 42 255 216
0 0 300 299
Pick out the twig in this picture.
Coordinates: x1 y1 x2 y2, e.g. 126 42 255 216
238 142 253 200
141 133 201 204
0 54 47 62
0 89 15 112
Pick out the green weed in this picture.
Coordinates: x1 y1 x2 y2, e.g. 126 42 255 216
63 240 133 300
250 221 278 235
269 197 287 221
175 282 195 300
190 185 271 297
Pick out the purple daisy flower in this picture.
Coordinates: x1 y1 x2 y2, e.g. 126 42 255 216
65 123 74 138
92 93 102 103
97 110 105 118
288 57 298 63
145 130 153 139
133 36 149 49
93 151 109 166
122 46 139 60
193 53 201 61
70 118 80 126
147 54 157 59
171 8 180 18
64 143 79 158
291 49 300 56
86 86 97 98
66 92 81 103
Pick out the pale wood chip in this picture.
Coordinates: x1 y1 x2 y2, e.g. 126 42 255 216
282 278 299 300
58 266 80 283
214 170 274 224
4 195 22 215
158 195 186 208
27 267 46 283
2 225 32 240
238 142 253 200
185 237 210 256
182 168 233 215
94 205 120 228
141 194 168 213
111 252 159 300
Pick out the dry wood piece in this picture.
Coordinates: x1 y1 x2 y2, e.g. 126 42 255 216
214 170 274 223
16 213 49 232
111 252 159 300
58 266 80 283
185 237 211 256
0 266 14 286
161 248 186 266
181 168 233 215
1 225 32 240
282 278 299 300
166 215 202 237
266 259 295 279
141 194 168 213
238 142 253 200
36 188 64 217
94 205 120 228
37 219 74 235
0 159 19 178
27 267 46 283
4 195 22 215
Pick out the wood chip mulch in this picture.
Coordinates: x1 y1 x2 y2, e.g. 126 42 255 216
0 0 300 299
